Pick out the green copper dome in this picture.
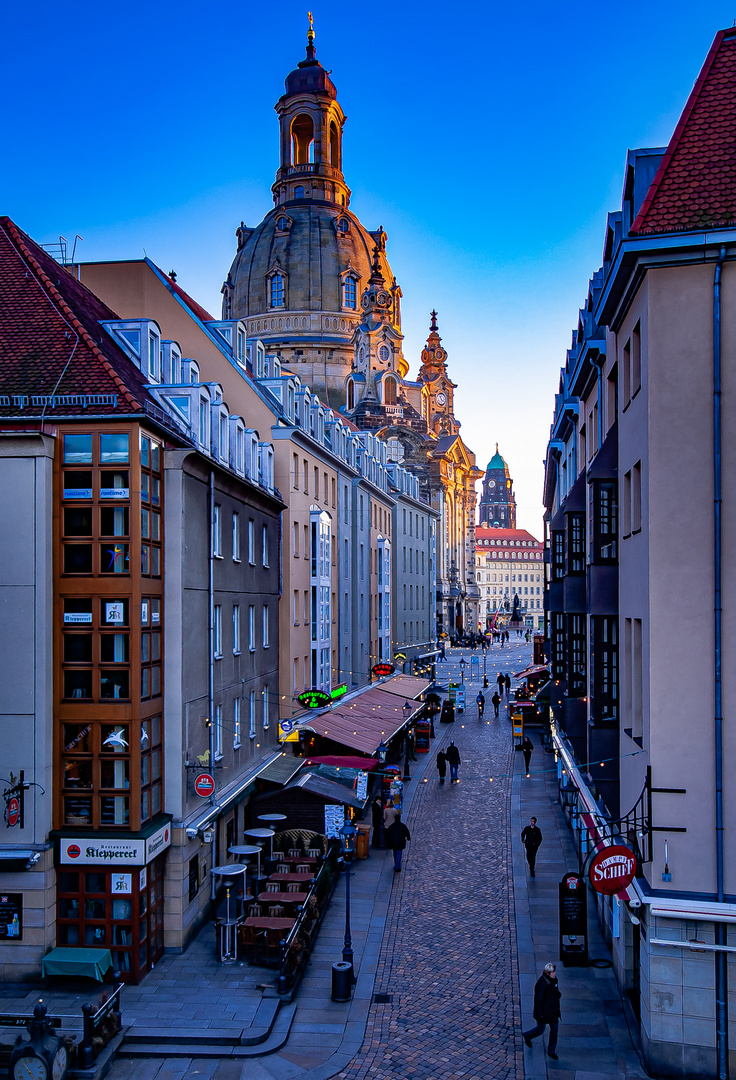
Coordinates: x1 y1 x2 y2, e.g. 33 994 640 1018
487 444 508 471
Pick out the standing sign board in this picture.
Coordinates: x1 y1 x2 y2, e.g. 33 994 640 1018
0 893 22 939
511 712 524 743
324 804 344 839
356 771 368 801
559 872 588 966
448 683 458 704
455 687 466 713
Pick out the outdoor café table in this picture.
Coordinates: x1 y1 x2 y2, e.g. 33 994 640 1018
268 871 314 885
257 890 308 909
242 915 295 964
257 813 287 853
284 855 319 868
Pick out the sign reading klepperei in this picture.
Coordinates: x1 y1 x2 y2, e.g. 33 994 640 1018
60 821 171 867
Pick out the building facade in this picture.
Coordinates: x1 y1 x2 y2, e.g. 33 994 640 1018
542 29 736 1077
475 527 544 631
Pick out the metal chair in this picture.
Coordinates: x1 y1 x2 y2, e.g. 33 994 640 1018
306 848 321 859
248 903 263 917
275 863 290 875
296 863 310 874
268 904 285 918
265 882 280 893
286 883 301 893
287 848 302 859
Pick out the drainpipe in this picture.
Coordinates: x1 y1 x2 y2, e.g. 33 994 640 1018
713 245 728 1080
208 470 217 900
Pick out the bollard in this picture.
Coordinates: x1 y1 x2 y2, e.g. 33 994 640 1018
277 939 289 995
79 1002 96 1068
331 961 353 1003
111 970 122 1032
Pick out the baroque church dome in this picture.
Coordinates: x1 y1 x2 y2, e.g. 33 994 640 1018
222 22 400 408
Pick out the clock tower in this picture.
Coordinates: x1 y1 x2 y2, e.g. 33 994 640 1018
479 445 517 528
418 312 459 437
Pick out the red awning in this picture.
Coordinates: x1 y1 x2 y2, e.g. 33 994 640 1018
513 664 550 680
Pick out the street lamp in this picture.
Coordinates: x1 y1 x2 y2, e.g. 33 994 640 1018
459 656 466 685
402 701 412 781
339 816 357 973
376 740 388 765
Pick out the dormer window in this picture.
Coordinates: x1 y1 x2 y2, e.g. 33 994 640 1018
343 275 357 309
339 218 349 233
148 331 160 381
236 328 246 365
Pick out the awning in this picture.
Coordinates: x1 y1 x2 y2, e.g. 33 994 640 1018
303 756 378 770
303 691 423 755
375 675 432 699
287 773 368 810
514 664 550 680
182 751 283 832
257 754 305 786
42 947 112 981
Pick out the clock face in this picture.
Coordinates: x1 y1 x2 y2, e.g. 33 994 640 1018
14 1054 48 1080
436 392 447 406
489 480 496 489
51 1045 68 1080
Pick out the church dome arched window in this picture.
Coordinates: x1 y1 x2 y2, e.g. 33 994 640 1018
269 272 286 308
343 275 357 309
347 378 355 410
291 114 314 165
384 377 397 406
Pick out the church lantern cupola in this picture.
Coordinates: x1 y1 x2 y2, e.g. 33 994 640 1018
272 14 351 209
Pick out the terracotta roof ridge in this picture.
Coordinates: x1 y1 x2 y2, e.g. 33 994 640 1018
2 219 142 411
631 28 729 234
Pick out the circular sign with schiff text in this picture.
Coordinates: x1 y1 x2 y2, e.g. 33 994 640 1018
588 845 637 895
194 773 216 798
6 796 20 828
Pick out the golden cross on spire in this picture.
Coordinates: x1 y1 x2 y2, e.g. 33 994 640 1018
307 11 315 45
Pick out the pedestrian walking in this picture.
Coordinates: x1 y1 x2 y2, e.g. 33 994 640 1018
384 801 399 831
522 963 561 1059
522 735 534 773
445 740 461 782
439 642 446 661
476 691 485 718
385 810 411 872
491 691 501 717
521 816 543 876
504 672 511 696
371 795 384 847
496 672 504 696
436 749 447 784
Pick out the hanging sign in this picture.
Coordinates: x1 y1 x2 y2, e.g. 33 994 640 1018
6 797 20 829
297 690 331 709
588 845 637 895
279 719 299 743
324 804 344 839
356 771 368 801
371 663 395 678
330 683 347 701
394 653 407 662
194 773 216 798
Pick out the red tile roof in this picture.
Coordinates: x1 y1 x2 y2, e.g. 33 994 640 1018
155 266 215 323
475 527 542 548
631 28 736 235
0 218 161 417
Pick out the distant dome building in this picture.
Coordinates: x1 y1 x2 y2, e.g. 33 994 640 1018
222 21 402 409
478 445 517 528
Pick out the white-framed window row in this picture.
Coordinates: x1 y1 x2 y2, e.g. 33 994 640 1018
249 689 256 739
232 512 241 561
214 704 223 760
213 503 222 557
213 604 223 658
262 604 269 648
248 605 256 652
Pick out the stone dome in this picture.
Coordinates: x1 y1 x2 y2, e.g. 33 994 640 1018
284 56 337 99
227 205 395 324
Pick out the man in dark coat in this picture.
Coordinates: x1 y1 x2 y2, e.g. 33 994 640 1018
445 740 461 782
385 811 411 872
476 691 485 718
521 736 534 773
523 963 561 1059
491 691 501 717
436 749 447 784
496 672 505 696
371 796 384 848
521 816 543 876
504 673 512 696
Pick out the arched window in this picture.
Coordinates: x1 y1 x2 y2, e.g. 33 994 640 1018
294 185 304 199
346 379 355 411
291 114 314 165
329 121 340 168
384 377 397 406
270 272 285 308
338 218 349 233
343 276 357 309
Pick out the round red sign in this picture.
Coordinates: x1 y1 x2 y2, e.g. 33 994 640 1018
6 796 20 828
589 844 637 895
194 773 215 798
67 844 81 859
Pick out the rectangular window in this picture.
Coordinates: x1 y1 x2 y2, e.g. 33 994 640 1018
314 467 319 500
262 524 269 567
304 590 309 623
303 460 309 493
632 461 642 533
233 698 241 748
632 321 641 395
214 605 222 657
99 433 129 464
593 480 617 562
188 856 199 904
213 504 222 557
568 513 585 574
249 691 256 739
262 604 269 648
293 453 299 488
552 612 566 680
623 337 631 406
214 705 223 760
633 617 643 741
64 433 93 464
293 590 299 624
248 605 255 651
552 531 565 581
262 687 269 729
592 616 618 723
568 613 586 696
232 513 240 561
232 605 241 654
623 470 632 537
293 521 299 557
248 519 255 564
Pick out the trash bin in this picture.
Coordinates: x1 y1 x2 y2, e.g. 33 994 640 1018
332 961 353 1002
355 824 370 859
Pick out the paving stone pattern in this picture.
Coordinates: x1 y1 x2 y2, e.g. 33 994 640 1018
336 652 525 1080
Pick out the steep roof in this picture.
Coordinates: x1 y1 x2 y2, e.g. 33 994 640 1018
475 526 542 548
631 28 736 235
0 218 154 417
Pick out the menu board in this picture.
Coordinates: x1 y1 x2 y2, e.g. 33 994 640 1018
356 771 368 801
324 804 344 839
0 893 22 940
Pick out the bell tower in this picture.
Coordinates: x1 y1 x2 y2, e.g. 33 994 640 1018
418 312 459 437
272 16 351 209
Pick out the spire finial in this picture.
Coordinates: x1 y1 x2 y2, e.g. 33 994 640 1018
307 11 315 45
430 310 438 332
496 442 499 453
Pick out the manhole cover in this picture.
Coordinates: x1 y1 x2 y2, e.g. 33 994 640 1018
373 993 392 1004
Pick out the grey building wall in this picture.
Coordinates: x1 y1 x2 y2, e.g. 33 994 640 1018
0 433 55 981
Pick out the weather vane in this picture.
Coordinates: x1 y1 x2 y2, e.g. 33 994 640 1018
308 11 315 45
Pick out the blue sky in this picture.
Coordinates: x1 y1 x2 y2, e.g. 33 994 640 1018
4 1 731 532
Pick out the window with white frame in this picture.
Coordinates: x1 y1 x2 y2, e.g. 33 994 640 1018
248 605 255 651
343 275 357 309
233 605 241 654
262 523 269 566
214 704 223 759
248 518 255 564
199 397 208 446
232 513 240 561
249 690 256 738
262 604 269 647
148 330 160 381
219 411 228 461
269 272 285 308
262 686 269 729
293 521 299 556
235 424 245 474
233 697 241 748
214 605 222 657
213 503 222 556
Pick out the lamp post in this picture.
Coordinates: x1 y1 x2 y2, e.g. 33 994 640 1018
402 701 412 781
375 740 388 847
339 816 357 974
459 656 466 685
